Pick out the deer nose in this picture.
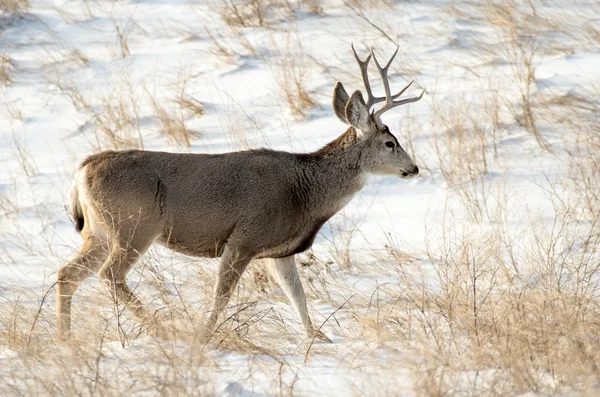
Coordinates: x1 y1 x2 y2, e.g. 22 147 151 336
409 165 419 175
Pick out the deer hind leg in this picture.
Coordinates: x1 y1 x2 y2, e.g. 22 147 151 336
266 256 332 343
57 236 109 339
97 235 165 337
201 245 253 340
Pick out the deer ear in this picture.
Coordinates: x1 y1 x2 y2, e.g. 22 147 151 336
332 82 350 124
345 90 373 133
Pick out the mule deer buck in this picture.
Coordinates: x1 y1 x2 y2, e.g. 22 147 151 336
57 45 423 342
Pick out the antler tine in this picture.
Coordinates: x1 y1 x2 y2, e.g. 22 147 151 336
391 79 414 100
374 88 426 127
371 46 424 127
351 43 385 108
371 46 399 100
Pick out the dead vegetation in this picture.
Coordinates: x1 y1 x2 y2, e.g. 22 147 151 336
428 91 502 223
444 0 580 152
382 187 600 395
215 0 323 28
0 286 214 396
0 0 29 15
43 59 204 150
363 3 600 393
0 249 326 395
205 20 316 119
268 34 315 119
148 93 201 148
0 53 14 85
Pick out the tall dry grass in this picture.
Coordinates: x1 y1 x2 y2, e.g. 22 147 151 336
207 4 317 119
387 191 600 395
0 0 29 14
268 36 316 119
215 0 323 28
0 53 14 85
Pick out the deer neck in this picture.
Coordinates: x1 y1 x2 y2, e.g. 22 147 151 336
304 128 369 215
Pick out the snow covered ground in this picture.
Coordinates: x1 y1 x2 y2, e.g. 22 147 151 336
1 0 600 395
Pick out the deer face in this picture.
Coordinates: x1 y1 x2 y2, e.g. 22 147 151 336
363 123 418 179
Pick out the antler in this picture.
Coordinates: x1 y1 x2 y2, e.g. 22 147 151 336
351 44 425 128
351 43 385 109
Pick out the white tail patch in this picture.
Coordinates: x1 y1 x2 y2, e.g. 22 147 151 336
72 166 106 238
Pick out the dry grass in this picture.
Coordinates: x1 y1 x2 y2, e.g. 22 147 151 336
215 0 322 28
175 96 205 118
0 53 14 85
205 27 241 63
205 24 262 64
218 0 270 28
0 248 327 395
382 56 600 397
427 89 504 223
0 288 214 395
444 0 571 151
148 93 201 148
91 87 145 151
344 1 398 46
206 11 316 119
268 33 315 119
155 68 205 147
206 25 316 119
43 51 205 150
488 2 549 151
416 210 599 394
371 4 600 391
0 0 29 14
344 0 393 9
221 103 266 150
10 131 39 179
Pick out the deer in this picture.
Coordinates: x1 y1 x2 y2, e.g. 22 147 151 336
56 45 424 343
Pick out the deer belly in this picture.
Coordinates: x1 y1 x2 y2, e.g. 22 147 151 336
256 219 327 259
157 222 234 258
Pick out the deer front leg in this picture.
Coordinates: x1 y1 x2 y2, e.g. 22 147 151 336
267 255 332 343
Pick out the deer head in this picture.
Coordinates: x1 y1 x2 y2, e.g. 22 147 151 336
333 45 424 179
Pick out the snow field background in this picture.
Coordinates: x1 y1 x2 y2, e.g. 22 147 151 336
1 0 600 395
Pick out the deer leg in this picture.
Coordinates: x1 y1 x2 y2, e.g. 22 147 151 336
97 238 166 337
202 245 253 338
57 236 109 339
267 256 332 342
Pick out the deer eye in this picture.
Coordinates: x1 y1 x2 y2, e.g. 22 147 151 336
385 141 395 149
